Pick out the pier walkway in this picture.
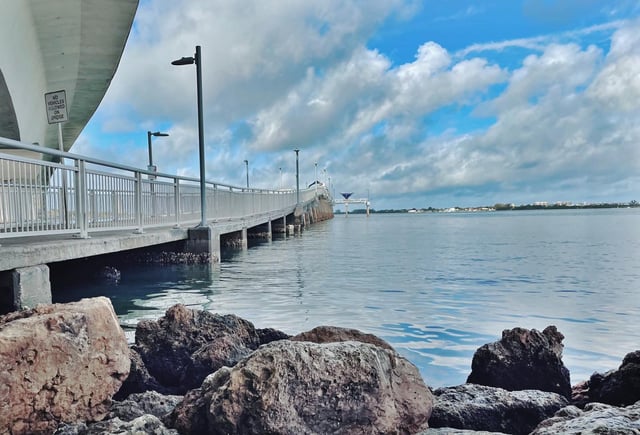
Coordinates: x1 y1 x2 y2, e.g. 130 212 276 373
0 136 331 312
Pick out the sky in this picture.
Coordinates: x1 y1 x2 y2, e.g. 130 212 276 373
74 0 640 210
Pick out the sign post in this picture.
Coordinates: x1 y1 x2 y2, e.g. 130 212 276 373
44 90 69 228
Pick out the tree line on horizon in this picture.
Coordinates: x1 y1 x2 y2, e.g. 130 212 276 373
334 200 639 214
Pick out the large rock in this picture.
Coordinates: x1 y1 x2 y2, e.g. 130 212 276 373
0 297 130 434
291 325 395 351
56 391 182 435
420 430 509 434
109 390 183 422
530 401 640 434
429 384 569 435
572 350 640 407
134 304 260 394
467 326 571 398
114 347 168 400
166 340 433 434
54 414 178 435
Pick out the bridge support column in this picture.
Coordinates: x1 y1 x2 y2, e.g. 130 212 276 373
241 227 248 250
267 220 272 241
2 265 52 310
185 226 220 263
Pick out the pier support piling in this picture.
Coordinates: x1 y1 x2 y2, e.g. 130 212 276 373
185 226 220 263
10 265 52 310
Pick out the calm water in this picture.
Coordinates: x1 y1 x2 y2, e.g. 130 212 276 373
54 208 640 388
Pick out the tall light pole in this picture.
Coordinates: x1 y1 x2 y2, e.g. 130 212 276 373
244 159 249 189
172 45 207 227
314 162 318 195
147 131 168 172
279 167 282 190
294 149 300 205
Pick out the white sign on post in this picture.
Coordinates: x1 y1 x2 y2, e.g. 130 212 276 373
45 90 68 124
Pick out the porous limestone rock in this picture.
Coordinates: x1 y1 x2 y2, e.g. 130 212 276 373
0 297 130 434
166 340 433 434
114 347 167 399
429 383 569 435
54 414 178 435
291 325 395 351
109 390 183 422
134 304 261 394
530 401 640 434
256 326 291 345
572 350 640 407
467 325 571 398
420 429 509 434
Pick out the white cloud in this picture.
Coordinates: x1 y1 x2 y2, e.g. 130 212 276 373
79 2 640 208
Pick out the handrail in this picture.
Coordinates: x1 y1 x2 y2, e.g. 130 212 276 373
0 136 328 238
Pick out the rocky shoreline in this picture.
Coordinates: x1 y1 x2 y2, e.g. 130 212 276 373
1 297 638 434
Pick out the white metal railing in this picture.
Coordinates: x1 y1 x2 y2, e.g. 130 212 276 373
0 137 325 239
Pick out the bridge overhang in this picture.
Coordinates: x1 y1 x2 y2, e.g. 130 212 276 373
0 0 138 158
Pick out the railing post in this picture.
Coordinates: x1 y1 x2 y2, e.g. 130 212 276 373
74 159 89 238
134 171 143 234
174 177 180 228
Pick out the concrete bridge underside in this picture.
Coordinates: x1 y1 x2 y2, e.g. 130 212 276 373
0 1 138 156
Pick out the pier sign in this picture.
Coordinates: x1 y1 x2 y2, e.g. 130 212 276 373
45 90 68 124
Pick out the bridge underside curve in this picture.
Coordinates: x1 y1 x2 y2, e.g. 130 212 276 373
0 1 138 154
0 69 20 142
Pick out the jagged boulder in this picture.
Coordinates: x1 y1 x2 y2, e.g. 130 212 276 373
256 327 291 345
420 429 509 434
530 401 640 434
109 390 183 422
166 340 433 434
114 347 168 399
0 297 130 434
572 350 640 407
134 304 261 394
54 414 178 435
467 326 571 398
429 384 569 435
56 390 182 434
291 325 395 351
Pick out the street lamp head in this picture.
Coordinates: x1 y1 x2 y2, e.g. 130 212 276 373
151 131 169 137
171 56 195 66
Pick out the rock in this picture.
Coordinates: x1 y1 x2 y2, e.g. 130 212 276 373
98 266 121 283
530 401 640 434
114 347 167 400
429 384 569 435
256 327 291 345
54 414 178 435
166 340 433 434
466 325 571 398
134 304 260 394
109 390 183 422
572 350 640 407
420 429 509 434
291 325 395 351
0 297 130 434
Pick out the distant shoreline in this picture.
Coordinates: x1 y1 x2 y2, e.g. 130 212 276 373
335 202 640 214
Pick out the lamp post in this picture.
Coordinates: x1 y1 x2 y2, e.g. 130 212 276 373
172 45 207 227
314 162 318 195
244 159 249 189
294 149 300 205
147 131 168 172
279 167 282 190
